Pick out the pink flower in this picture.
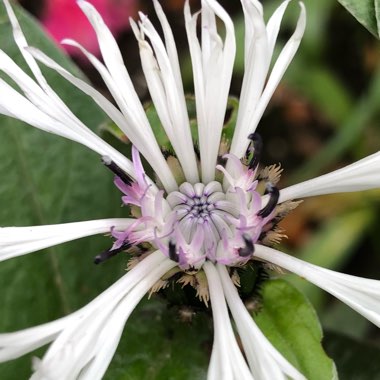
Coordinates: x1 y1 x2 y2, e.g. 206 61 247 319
42 0 136 57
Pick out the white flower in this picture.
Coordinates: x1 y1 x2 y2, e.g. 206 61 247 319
0 0 380 379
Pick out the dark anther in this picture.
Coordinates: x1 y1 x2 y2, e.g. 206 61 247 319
238 233 255 257
102 156 133 186
247 133 263 170
94 241 131 264
258 183 280 218
168 240 179 262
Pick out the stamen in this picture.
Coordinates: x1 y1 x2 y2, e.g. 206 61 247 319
168 240 179 262
238 234 255 257
94 241 131 264
247 133 263 170
102 156 133 185
258 183 279 218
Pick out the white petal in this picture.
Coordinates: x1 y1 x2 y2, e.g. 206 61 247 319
185 0 235 183
218 264 306 380
229 0 270 162
0 251 165 362
0 74 134 175
32 253 175 380
25 46 168 192
78 256 176 380
0 9 136 177
0 315 72 362
266 0 291 59
279 151 380 203
255 245 380 328
135 8 199 184
0 251 174 376
203 262 253 380
4 0 61 94
0 219 134 261
65 2 178 191
27 47 138 142
249 2 306 135
230 1 306 160
0 78 71 139
76 0 147 121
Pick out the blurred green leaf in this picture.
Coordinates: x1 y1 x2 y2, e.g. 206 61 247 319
285 208 375 308
284 63 353 126
322 302 369 339
254 279 337 380
324 330 380 379
100 120 130 144
337 0 380 38
290 66 380 183
145 102 171 148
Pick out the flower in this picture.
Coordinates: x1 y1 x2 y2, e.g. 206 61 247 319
41 0 136 58
1 0 380 379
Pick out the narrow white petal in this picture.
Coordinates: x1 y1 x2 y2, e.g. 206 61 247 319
218 264 306 380
0 251 172 371
26 47 170 192
0 74 135 178
152 0 185 95
185 0 235 183
0 78 71 139
61 23 177 192
279 151 380 203
0 315 73 362
32 254 176 380
134 34 199 183
0 249 159 362
136 9 199 183
203 262 253 380
0 219 134 261
78 257 176 380
27 47 137 140
3 0 55 91
230 2 306 160
0 10 136 178
77 0 146 120
266 0 291 58
75 1 161 150
255 245 380 328
230 0 270 162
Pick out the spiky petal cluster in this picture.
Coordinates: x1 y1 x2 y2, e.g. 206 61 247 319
111 146 275 269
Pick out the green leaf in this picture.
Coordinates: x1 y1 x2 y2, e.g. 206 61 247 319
254 279 337 380
324 331 380 379
285 208 375 309
289 66 380 183
337 0 380 38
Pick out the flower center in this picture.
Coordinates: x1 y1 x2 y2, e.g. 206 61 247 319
167 181 235 244
97 134 291 272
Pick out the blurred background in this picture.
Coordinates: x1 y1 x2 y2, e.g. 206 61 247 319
6 0 380 377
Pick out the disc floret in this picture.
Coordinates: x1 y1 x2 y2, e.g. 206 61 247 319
101 135 285 276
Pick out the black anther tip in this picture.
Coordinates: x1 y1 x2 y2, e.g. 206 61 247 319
93 242 131 265
101 157 133 186
238 234 255 257
168 240 179 262
258 184 280 218
247 133 263 170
